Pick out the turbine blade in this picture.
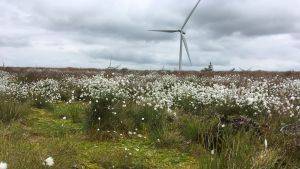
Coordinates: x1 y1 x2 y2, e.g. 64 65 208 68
182 36 192 65
148 30 178 33
181 0 202 30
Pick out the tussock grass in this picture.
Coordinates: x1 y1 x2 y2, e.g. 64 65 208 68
0 97 30 124
86 98 168 140
52 103 86 123
0 137 80 169
31 96 53 110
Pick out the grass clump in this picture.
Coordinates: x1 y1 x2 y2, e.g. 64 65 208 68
0 137 81 169
85 96 116 131
155 129 185 148
52 103 86 123
0 97 30 124
196 131 298 169
121 104 168 138
86 98 169 140
31 96 53 110
179 114 222 152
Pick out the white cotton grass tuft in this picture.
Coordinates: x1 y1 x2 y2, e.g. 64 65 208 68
44 156 54 167
0 162 7 169
264 138 268 150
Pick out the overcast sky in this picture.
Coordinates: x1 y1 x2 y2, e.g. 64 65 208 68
0 0 300 71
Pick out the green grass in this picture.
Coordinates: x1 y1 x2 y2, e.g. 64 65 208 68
0 103 198 169
0 101 299 168
0 97 30 124
52 102 87 123
86 100 169 140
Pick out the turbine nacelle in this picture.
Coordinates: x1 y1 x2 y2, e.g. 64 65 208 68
179 30 186 35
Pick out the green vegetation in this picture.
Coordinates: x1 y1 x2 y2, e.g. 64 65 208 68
0 97 30 124
0 70 299 168
0 103 199 169
0 100 299 168
86 99 169 140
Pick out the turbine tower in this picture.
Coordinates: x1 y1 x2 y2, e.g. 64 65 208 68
149 0 202 70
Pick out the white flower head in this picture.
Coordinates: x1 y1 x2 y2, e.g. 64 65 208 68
264 138 268 150
0 162 7 169
246 97 254 105
44 156 54 167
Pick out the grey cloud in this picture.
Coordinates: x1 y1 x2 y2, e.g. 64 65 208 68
0 0 299 71
0 37 30 47
13 0 180 43
85 49 158 65
191 0 300 38
292 33 300 41
37 16 176 42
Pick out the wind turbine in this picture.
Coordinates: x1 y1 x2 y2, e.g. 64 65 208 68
107 56 121 70
149 0 202 71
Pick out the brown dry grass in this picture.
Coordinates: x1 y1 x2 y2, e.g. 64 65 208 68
1 66 299 80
